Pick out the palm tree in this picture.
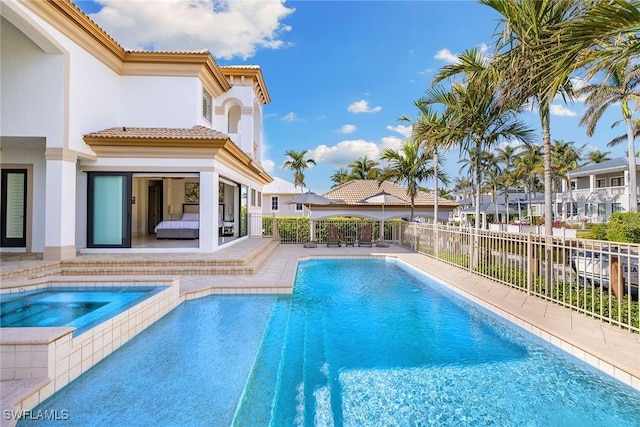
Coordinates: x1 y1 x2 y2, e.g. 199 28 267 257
552 140 585 220
577 58 640 211
428 48 535 233
513 143 543 221
282 149 316 191
330 168 351 188
404 102 455 226
481 0 579 235
349 155 379 180
587 149 612 164
495 144 522 210
378 140 448 221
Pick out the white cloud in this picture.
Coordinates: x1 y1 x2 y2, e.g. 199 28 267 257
88 0 294 59
281 112 300 122
347 100 382 114
550 104 577 117
308 139 382 167
262 159 275 173
339 124 357 134
434 48 459 64
417 68 433 75
386 124 412 138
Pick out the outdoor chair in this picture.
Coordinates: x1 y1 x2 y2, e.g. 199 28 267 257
358 224 373 247
326 225 342 247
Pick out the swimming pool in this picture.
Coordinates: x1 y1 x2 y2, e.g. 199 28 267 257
1 287 165 335
234 258 640 426
19 258 640 426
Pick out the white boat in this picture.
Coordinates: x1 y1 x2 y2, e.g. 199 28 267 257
570 246 639 299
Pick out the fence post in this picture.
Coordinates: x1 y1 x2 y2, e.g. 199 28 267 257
527 233 533 295
610 256 623 299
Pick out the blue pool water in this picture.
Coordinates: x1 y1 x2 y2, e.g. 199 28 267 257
1 287 164 335
234 258 640 426
19 295 275 426
19 259 640 426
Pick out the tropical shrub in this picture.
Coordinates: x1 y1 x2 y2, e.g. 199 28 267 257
606 212 640 244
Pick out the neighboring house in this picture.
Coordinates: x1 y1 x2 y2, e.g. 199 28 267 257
0 0 272 259
559 157 640 223
315 180 458 221
262 177 308 217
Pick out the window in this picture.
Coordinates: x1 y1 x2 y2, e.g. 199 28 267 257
611 176 624 187
271 196 279 211
295 203 303 212
595 178 606 188
598 203 607 218
612 203 623 213
257 191 262 207
251 189 256 206
202 90 212 122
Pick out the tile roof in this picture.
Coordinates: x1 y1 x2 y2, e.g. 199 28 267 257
84 125 230 140
322 180 457 206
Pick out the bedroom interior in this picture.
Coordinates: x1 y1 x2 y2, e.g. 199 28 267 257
128 175 240 248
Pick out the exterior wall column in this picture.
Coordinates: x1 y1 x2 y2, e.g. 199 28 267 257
44 149 77 260
199 170 219 252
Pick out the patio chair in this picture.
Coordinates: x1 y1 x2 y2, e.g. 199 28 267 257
326 225 342 247
358 224 373 247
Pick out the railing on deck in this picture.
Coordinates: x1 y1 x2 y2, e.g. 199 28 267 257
250 213 639 332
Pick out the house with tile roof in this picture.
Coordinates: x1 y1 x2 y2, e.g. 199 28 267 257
314 180 458 222
0 0 272 259
261 177 309 217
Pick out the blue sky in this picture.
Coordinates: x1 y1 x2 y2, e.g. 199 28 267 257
74 0 629 194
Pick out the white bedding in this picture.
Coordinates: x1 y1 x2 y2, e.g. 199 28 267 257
154 220 199 232
154 213 199 233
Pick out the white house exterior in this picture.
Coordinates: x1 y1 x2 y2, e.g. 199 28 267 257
560 157 640 223
1 0 272 259
262 177 308 217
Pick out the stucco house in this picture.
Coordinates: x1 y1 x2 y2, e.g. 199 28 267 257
1 0 272 259
261 177 308 217
315 180 458 222
560 157 640 223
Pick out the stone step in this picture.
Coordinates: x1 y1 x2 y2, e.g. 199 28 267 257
1 238 278 281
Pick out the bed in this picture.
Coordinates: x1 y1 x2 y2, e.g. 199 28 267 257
154 204 199 239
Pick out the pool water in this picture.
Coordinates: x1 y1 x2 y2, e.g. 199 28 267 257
234 258 640 426
1 287 164 335
19 295 275 426
19 259 640 426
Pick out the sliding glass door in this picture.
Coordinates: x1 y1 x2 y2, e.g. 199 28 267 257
88 172 131 248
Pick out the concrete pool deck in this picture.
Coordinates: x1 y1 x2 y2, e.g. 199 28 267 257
1 239 639 425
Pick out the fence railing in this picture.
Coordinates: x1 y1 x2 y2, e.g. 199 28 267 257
400 223 639 333
251 214 639 332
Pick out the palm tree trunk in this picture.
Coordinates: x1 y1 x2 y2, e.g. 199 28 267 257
626 117 637 210
473 146 482 269
541 104 553 235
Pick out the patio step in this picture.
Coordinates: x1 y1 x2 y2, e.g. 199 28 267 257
55 239 279 277
1 238 280 282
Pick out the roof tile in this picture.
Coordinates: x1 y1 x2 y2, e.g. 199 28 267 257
322 180 457 206
84 125 230 140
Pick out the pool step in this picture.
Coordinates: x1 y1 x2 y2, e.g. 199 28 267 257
270 303 307 425
232 296 292 426
56 239 279 276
